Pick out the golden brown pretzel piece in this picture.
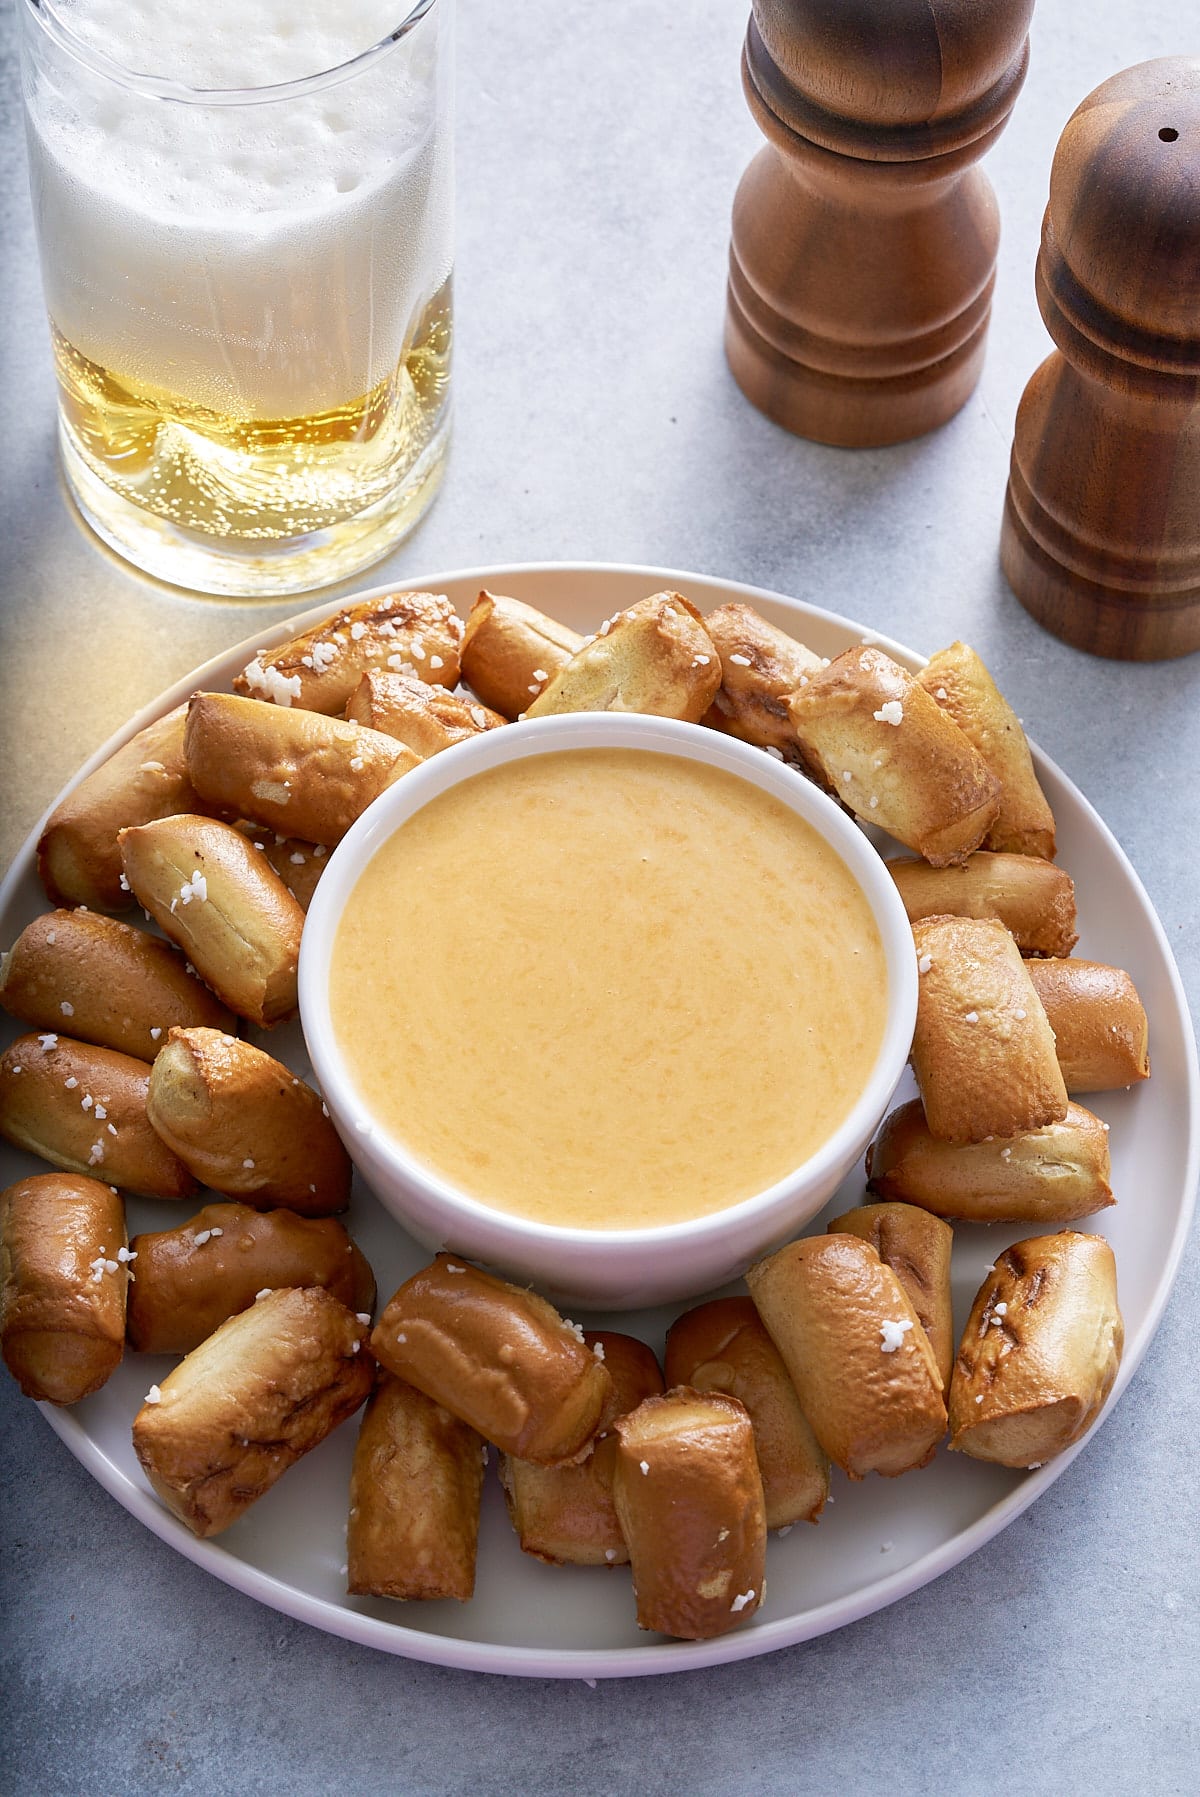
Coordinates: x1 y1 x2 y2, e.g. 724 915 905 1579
887 853 1077 958
126 1202 375 1355
0 908 234 1060
459 591 585 719
1025 958 1150 1093
119 815 305 1028
664 1297 828 1528
910 914 1068 1144
0 1034 196 1199
788 648 1001 865
184 692 420 848
826 1202 955 1392
525 592 722 723
145 1028 352 1215
369 1254 613 1465
37 704 203 913
499 1331 664 1566
132 1286 373 1538
1 1172 128 1404
612 1387 767 1639
701 603 823 755
348 1373 485 1601
233 824 329 912
233 590 464 715
948 1232 1123 1468
345 669 506 756
919 642 1056 859
865 1098 1115 1225
746 1234 947 1479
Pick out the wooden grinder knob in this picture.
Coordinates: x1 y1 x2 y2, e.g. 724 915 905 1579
1001 58 1200 660
725 0 1034 448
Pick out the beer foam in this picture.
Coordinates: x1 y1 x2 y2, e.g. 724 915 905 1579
29 1 451 417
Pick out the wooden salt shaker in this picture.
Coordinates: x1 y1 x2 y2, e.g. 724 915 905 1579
1001 59 1200 660
725 0 1034 448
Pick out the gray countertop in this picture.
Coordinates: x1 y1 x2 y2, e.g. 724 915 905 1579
2 2 1198 1791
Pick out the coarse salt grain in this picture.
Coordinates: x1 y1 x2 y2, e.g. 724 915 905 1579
964 1011 979 1024
46 930 56 944
527 683 541 695
879 1318 913 1353
349 756 364 771
194 1230 212 1246
1014 1008 1026 1020
244 660 302 706
730 1591 755 1613
918 954 933 974
61 1001 74 1016
82 1094 94 1111
593 1341 606 1361
605 1549 617 1562
469 707 488 729
445 1262 466 1274
242 1158 255 1169
38 1034 57 1051
144 1385 162 1405
178 870 208 907
350 621 367 640
868 795 879 810
255 1288 273 1301
64 1077 78 1089
356 1313 371 1325
150 1028 162 1041
1000 1147 1012 1161
429 655 444 670
87 1141 104 1165
639 1460 650 1475
873 701 903 726
936 687 948 701
117 1246 137 1263
729 653 751 667
396 1331 407 1344
107 1123 117 1136
766 746 784 761
289 851 306 865
993 1301 1008 1316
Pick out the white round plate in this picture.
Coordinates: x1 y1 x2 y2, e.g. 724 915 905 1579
2 562 1196 1679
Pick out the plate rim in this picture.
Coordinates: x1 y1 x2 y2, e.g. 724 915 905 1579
6 558 1198 1680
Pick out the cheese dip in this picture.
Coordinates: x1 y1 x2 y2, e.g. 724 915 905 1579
330 747 887 1229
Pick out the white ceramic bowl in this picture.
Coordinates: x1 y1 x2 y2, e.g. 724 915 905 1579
299 711 918 1308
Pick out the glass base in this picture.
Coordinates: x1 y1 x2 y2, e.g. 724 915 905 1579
58 413 450 599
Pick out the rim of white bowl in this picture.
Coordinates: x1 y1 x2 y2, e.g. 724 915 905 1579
299 711 919 1251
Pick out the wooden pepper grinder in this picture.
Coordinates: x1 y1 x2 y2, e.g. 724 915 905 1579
1001 58 1200 660
725 0 1035 448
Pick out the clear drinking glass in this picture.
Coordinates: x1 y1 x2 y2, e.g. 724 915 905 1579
17 1 453 597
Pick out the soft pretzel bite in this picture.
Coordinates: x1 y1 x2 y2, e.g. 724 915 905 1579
0 1035 196 1199
118 815 304 1028
345 669 506 756
233 590 463 715
145 1028 352 1215
866 1098 1114 1224
499 1331 664 1566
919 642 1056 859
612 1387 767 1639
184 692 419 848
370 1254 613 1465
233 824 329 912
701 603 823 756
459 591 584 719
910 915 1068 1144
525 592 722 723
36 704 203 913
746 1235 947 1479
127 1201 374 1355
664 1298 828 1528
948 1233 1123 1468
887 853 1077 958
1 1172 128 1404
1025 959 1150 1093
826 1202 955 1392
788 648 1001 865
132 1286 372 1538
0 908 234 1059
348 1372 485 1602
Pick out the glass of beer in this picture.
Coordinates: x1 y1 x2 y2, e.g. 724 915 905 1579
17 1 453 597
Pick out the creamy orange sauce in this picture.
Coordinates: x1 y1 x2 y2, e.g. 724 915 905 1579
330 748 887 1230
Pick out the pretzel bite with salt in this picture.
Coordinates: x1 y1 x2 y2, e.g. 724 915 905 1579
919 642 1056 859
500 1331 664 1566
1 1172 128 1404
37 704 204 913
701 603 823 755
1025 959 1150 1093
948 1233 1123 1468
133 1286 371 1537
146 1028 351 1215
0 1035 195 1199
233 825 328 912
0 908 234 1060
370 1254 613 1465
826 1202 955 1392
866 1098 1114 1225
664 1298 828 1528
746 1235 947 1479
788 648 1000 865
344 669 506 757
348 1373 485 1601
887 853 1077 958
459 590 584 719
234 590 463 715
911 915 1068 1144
118 815 304 1027
525 593 722 723
612 1387 766 1639
127 1202 374 1355
184 692 419 848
